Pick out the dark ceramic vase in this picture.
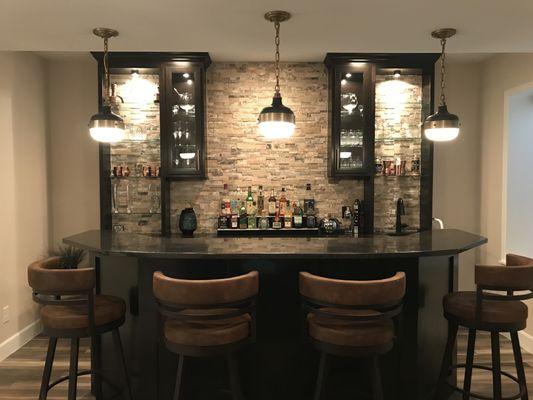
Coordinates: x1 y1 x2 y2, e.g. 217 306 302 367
178 207 197 237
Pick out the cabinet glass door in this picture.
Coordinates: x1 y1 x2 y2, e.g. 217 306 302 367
330 64 373 177
164 65 205 177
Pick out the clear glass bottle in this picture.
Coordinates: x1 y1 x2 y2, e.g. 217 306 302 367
246 186 255 215
268 189 277 216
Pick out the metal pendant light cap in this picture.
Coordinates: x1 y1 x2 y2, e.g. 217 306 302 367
258 95 295 124
89 105 125 130
423 105 459 129
93 28 119 39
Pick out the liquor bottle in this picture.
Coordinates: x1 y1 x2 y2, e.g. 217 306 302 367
284 208 293 228
230 214 239 229
223 185 231 216
246 186 255 215
239 201 246 217
272 212 282 229
239 212 248 229
268 189 277 216
352 199 361 237
279 188 287 216
220 184 229 215
293 201 304 228
257 185 265 215
304 183 315 215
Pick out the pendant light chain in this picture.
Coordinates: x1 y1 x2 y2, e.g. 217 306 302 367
103 36 110 104
439 38 447 106
274 20 281 95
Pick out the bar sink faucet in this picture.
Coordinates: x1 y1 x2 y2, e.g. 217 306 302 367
395 198 408 234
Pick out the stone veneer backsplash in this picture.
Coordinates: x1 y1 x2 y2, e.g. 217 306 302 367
106 64 425 234
170 63 364 233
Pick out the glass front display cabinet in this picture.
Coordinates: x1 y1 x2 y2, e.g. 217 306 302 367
324 53 440 232
92 52 211 235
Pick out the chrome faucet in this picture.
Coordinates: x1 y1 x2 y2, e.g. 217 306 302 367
395 198 408 234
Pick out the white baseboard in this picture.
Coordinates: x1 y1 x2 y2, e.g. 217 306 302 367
501 330 533 355
0 319 42 361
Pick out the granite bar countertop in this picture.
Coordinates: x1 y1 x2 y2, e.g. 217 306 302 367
64 229 487 259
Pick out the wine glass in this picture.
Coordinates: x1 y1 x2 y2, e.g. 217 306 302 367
342 93 358 114
174 89 195 114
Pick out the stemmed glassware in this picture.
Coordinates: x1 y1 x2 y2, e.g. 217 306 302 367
174 89 195 114
342 93 358 114
112 183 119 213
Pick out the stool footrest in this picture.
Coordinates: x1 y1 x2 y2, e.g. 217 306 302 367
445 363 525 400
46 368 123 400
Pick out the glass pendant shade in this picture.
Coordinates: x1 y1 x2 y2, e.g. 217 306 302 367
423 105 459 142
88 105 126 143
258 95 295 139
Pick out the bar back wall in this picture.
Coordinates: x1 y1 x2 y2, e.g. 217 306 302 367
170 63 365 233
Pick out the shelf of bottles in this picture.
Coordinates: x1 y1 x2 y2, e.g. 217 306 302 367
170 72 198 171
338 73 366 171
108 70 162 233
216 185 320 236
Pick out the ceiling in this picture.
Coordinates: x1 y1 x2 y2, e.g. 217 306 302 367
2 0 533 61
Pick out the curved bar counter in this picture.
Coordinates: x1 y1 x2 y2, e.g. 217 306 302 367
65 229 486 400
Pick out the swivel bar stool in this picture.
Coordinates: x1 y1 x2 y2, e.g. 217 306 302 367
299 271 406 400
435 253 533 400
27 257 132 400
153 270 258 400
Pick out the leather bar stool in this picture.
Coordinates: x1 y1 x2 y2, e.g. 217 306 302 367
435 253 533 400
153 270 259 400
27 257 132 400
299 271 406 400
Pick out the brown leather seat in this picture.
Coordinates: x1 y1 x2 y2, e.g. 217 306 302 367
308 308 394 347
41 294 126 330
153 271 259 350
443 291 527 330
164 309 251 347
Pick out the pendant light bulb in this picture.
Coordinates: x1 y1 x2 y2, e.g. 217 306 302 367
88 28 126 143
423 28 460 142
258 10 295 140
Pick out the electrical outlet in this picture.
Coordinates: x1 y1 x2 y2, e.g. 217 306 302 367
2 306 9 324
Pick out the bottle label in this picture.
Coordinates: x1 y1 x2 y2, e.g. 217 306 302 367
268 201 276 215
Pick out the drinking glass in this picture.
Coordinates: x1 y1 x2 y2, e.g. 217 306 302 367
341 93 358 114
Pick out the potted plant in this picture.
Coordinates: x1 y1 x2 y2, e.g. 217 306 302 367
52 245 87 269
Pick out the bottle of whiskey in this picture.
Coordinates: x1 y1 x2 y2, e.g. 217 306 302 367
284 207 293 228
246 186 255 215
304 183 315 215
257 185 265 215
293 201 304 228
218 183 230 229
268 189 277 216
279 188 287 215
272 211 282 229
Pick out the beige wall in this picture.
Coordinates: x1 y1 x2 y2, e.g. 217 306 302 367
0 52 48 347
433 60 483 290
47 54 99 246
478 54 533 264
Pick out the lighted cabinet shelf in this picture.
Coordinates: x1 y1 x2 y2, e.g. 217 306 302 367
92 52 211 234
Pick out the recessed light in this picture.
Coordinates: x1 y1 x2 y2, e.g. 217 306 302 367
183 73 190 78
345 73 352 78
393 70 401 79
186 79 193 85
341 79 347 85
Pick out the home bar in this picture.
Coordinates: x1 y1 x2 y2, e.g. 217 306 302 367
65 25 490 400
6 5 533 400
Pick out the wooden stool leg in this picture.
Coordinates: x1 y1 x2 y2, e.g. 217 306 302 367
91 335 104 400
112 329 133 400
510 331 528 400
371 356 384 400
463 329 477 400
228 353 245 400
314 352 329 400
68 338 79 400
39 337 57 400
491 332 502 400
434 322 458 400
173 355 185 400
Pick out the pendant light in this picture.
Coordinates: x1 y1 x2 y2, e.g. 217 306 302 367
258 10 295 139
88 28 126 143
423 28 460 142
